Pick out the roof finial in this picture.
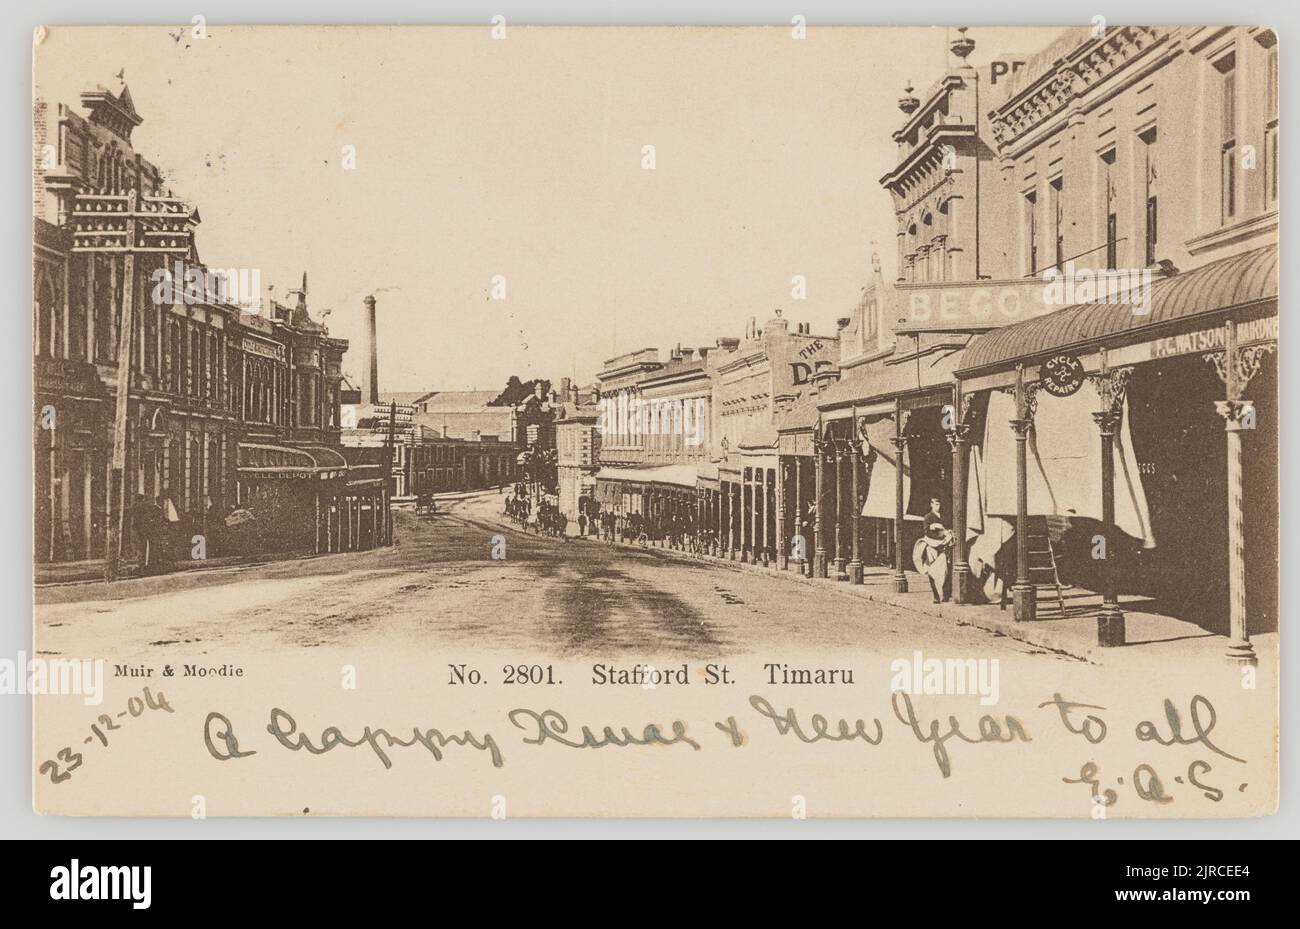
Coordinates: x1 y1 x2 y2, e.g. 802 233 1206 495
898 81 920 115
950 26 976 62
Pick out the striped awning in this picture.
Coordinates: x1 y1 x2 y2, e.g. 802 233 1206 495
957 244 1278 377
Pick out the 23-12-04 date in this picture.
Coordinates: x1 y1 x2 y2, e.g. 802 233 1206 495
39 686 174 784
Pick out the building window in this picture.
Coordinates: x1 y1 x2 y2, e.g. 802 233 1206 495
1262 33 1279 207
1215 53 1237 223
1141 127 1158 265
1049 176 1064 270
189 328 201 397
1025 190 1039 275
1101 149 1117 270
920 213 933 281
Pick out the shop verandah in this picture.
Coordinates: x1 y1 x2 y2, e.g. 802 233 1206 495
592 465 702 546
639 246 1277 659
951 244 1278 660
591 462 782 558
232 443 393 556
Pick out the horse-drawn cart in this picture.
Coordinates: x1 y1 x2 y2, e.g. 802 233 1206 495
414 493 438 516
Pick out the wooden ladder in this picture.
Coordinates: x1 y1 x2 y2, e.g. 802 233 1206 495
1001 515 1072 617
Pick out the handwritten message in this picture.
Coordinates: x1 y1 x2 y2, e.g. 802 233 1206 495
195 691 1249 811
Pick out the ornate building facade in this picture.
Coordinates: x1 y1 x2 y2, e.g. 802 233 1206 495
34 82 384 570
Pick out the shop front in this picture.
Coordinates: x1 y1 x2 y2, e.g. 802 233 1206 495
594 464 700 545
955 244 1277 657
236 442 391 555
805 340 966 589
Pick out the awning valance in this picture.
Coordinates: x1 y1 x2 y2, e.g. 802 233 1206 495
237 442 349 480
593 464 700 488
957 244 1278 377
816 341 966 414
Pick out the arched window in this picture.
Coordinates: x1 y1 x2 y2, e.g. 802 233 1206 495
35 270 58 357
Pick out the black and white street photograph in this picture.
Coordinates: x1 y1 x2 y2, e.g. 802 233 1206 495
4 1 1296 883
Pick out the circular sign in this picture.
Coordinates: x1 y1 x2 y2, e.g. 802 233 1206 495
1041 353 1085 398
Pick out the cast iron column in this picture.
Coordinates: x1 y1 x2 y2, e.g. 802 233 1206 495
1010 368 1037 622
948 394 971 604
848 438 863 584
792 455 803 573
833 440 847 579
813 433 828 578
891 406 909 594
1093 405 1125 646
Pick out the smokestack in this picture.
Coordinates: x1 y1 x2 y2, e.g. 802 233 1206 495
365 295 379 405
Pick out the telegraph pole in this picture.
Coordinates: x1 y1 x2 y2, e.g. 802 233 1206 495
103 190 138 582
70 186 195 581
386 399 397 544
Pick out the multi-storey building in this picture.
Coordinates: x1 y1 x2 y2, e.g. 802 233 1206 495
712 312 839 565
768 26 1277 659
407 438 517 495
343 387 527 497
956 25 1278 656
34 81 386 570
593 345 719 542
554 384 601 527
884 28 1026 285
778 35 1036 588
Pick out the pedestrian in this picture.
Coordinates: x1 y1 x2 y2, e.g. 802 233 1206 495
129 494 155 574
153 494 179 574
577 512 587 539
918 495 954 603
205 497 224 556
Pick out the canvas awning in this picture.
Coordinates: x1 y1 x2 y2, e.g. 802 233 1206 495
957 244 1278 377
859 415 921 521
973 387 1154 547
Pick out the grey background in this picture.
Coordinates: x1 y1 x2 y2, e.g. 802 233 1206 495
5 0 1295 839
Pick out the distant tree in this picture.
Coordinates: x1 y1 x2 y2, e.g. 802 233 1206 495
489 376 551 406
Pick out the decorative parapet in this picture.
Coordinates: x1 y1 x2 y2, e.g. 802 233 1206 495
989 26 1170 149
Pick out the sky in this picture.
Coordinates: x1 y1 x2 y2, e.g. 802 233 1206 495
35 24 1062 392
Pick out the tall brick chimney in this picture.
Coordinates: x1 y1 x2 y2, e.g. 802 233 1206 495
364 295 379 405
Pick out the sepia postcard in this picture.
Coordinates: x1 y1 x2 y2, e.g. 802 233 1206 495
29 22 1279 818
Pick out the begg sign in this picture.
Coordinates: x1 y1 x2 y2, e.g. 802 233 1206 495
895 280 1057 333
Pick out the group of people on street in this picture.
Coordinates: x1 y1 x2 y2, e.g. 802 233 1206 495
496 489 954 601
126 493 253 576
577 505 702 550
504 493 569 540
